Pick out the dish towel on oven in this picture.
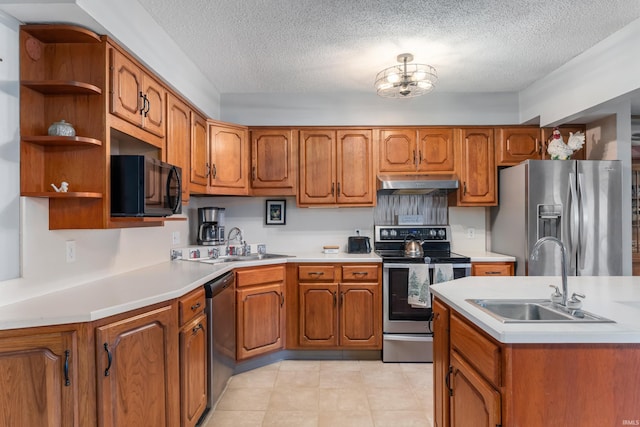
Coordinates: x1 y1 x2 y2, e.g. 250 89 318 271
433 264 454 284
407 264 431 308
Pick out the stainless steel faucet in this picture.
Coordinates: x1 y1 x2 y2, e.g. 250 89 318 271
530 236 569 306
226 227 245 255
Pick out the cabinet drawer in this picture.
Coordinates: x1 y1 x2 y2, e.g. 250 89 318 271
450 312 501 387
179 287 206 326
298 265 335 281
341 265 379 281
472 262 514 276
236 265 285 287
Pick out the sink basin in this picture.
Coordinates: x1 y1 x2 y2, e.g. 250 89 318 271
202 253 292 264
466 299 615 323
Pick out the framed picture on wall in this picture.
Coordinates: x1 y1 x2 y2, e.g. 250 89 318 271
265 199 286 225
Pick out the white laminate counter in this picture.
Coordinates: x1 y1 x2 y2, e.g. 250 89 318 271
430 275 640 344
460 251 516 263
0 252 381 330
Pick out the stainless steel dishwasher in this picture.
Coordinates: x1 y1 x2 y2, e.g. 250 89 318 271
204 271 236 411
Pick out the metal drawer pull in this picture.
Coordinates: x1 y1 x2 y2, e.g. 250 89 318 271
192 324 203 334
103 343 112 377
309 271 325 276
485 271 501 275
351 271 369 275
191 302 201 311
445 366 453 396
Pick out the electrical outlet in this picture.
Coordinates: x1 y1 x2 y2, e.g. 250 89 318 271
355 228 361 236
172 231 181 245
467 227 476 239
66 240 76 263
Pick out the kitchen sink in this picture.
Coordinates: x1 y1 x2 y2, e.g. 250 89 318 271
201 253 292 264
466 299 615 323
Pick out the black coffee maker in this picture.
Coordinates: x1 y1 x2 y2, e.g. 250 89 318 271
197 207 225 245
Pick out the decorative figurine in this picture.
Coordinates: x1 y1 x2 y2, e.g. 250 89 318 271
47 120 76 137
546 127 585 160
51 181 69 192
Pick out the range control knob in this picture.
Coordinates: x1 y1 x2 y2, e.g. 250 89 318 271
437 229 446 238
428 229 437 238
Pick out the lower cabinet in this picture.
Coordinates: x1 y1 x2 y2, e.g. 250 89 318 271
0 326 80 426
95 303 180 427
236 265 286 360
297 264 381 349
471 262 514 276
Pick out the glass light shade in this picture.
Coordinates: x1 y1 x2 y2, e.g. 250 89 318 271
374 55 437 98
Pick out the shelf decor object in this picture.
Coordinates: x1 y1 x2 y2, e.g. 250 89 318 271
374 53 437 98
265 199 286 225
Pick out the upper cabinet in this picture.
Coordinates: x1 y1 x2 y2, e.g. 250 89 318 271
110 46 166 142
377 128 455 174
450 128 497 206
250 128 298 196
190 111 209 192
166 93 191 204
207 121 250 195
495 126 542 166
299 128 375 207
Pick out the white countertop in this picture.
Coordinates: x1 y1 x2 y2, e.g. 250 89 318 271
430 275 640 344
0 252 381 330
460 250 516 262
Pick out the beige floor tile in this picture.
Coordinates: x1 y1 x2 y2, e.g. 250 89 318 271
318 387 370 412
228 368 279 388
320 360 361 371
268 387 319 411
319 370 364 388
366 387 420 411
204 410 265 427
279 360 321 371
403 370 433 390
275 370 320 388
262 410 319 427
371 410 432 427
359 360 402 372
318 411 374 427
361 369 411 388
215 387 272 411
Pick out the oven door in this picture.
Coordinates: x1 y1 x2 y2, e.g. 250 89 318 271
382 262 471 334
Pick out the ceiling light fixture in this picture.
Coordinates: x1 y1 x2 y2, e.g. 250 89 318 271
374 53 437 98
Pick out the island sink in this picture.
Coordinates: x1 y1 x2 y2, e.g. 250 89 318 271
466 299 615 323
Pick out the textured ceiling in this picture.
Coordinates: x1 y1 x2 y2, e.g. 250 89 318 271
136 1 640 95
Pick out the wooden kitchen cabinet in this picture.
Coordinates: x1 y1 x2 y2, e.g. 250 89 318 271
450 128 497 206
0 326 80 426
178 288 207 427
166 93 191 204
495 126 542 166
377 128 455 174
472 262 514 276
95 303 179 427
207 121 250 195
236 265 286 360
432 298 450 427
541 125 586 160
250 128 298 196
297 264 381 349
190 111 209 191
110 47 166 139
298 128 374 206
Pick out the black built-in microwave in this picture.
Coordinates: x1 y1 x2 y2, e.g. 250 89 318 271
110 155 182 217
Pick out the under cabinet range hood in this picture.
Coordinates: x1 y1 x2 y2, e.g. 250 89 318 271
376 174 459 194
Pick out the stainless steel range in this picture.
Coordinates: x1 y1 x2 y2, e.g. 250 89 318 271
375 225 471 362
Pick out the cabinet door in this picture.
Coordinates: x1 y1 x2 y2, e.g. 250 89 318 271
299 283 339 347
179 313 208 427
378 129 417 172
417 128 455 173
298 129 336 205
190 111 209 190
251 128 297 195
110 48 143 126
450 351 501 427
141 73 166 137
496 127 541 166
96 304 179 427
209 124 249 194
339 283 381 348
166 93 191 203
237 283 284 360
336 129 374 205
0 329 79 426
432 299 450 427
456 128 496 205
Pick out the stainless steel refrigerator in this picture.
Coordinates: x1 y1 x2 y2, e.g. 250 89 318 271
490 160 623 276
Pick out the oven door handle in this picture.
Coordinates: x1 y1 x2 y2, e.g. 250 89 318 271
383 334 433 342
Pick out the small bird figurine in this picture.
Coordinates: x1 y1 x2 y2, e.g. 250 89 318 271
51 181 69 192
547 127 584 160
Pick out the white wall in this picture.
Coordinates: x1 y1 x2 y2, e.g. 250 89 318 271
0 12 19 281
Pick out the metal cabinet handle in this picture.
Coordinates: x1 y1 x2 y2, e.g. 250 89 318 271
212 164 217 179
331 182 335 196
445 365 453 396
103 343 112 377
191 302 201 311
337 182 341 196
64 350 70 386
463 182 467 195
309 271 325 276
340 292 344 306
252 166 256 181
333 291 337 307
418 150 423 165
192 324 203 334
280 293 285 307
485 271 501 275
143 94 150 117
205 163 211 178
138 91 145 114
352 271 369 276
413 150 417 166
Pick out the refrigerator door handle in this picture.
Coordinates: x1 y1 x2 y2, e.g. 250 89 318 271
568 172 579 271
577 172 588 270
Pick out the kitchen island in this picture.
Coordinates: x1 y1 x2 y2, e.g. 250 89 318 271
430 275 640 427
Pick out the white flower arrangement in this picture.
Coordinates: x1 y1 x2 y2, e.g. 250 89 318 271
546 127 585 160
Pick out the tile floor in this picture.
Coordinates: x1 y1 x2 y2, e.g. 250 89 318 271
202 360 434 427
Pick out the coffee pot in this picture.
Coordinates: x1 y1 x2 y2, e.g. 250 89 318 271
197 207 225 245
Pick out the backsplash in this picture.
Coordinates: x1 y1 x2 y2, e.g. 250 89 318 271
373 194 448 225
